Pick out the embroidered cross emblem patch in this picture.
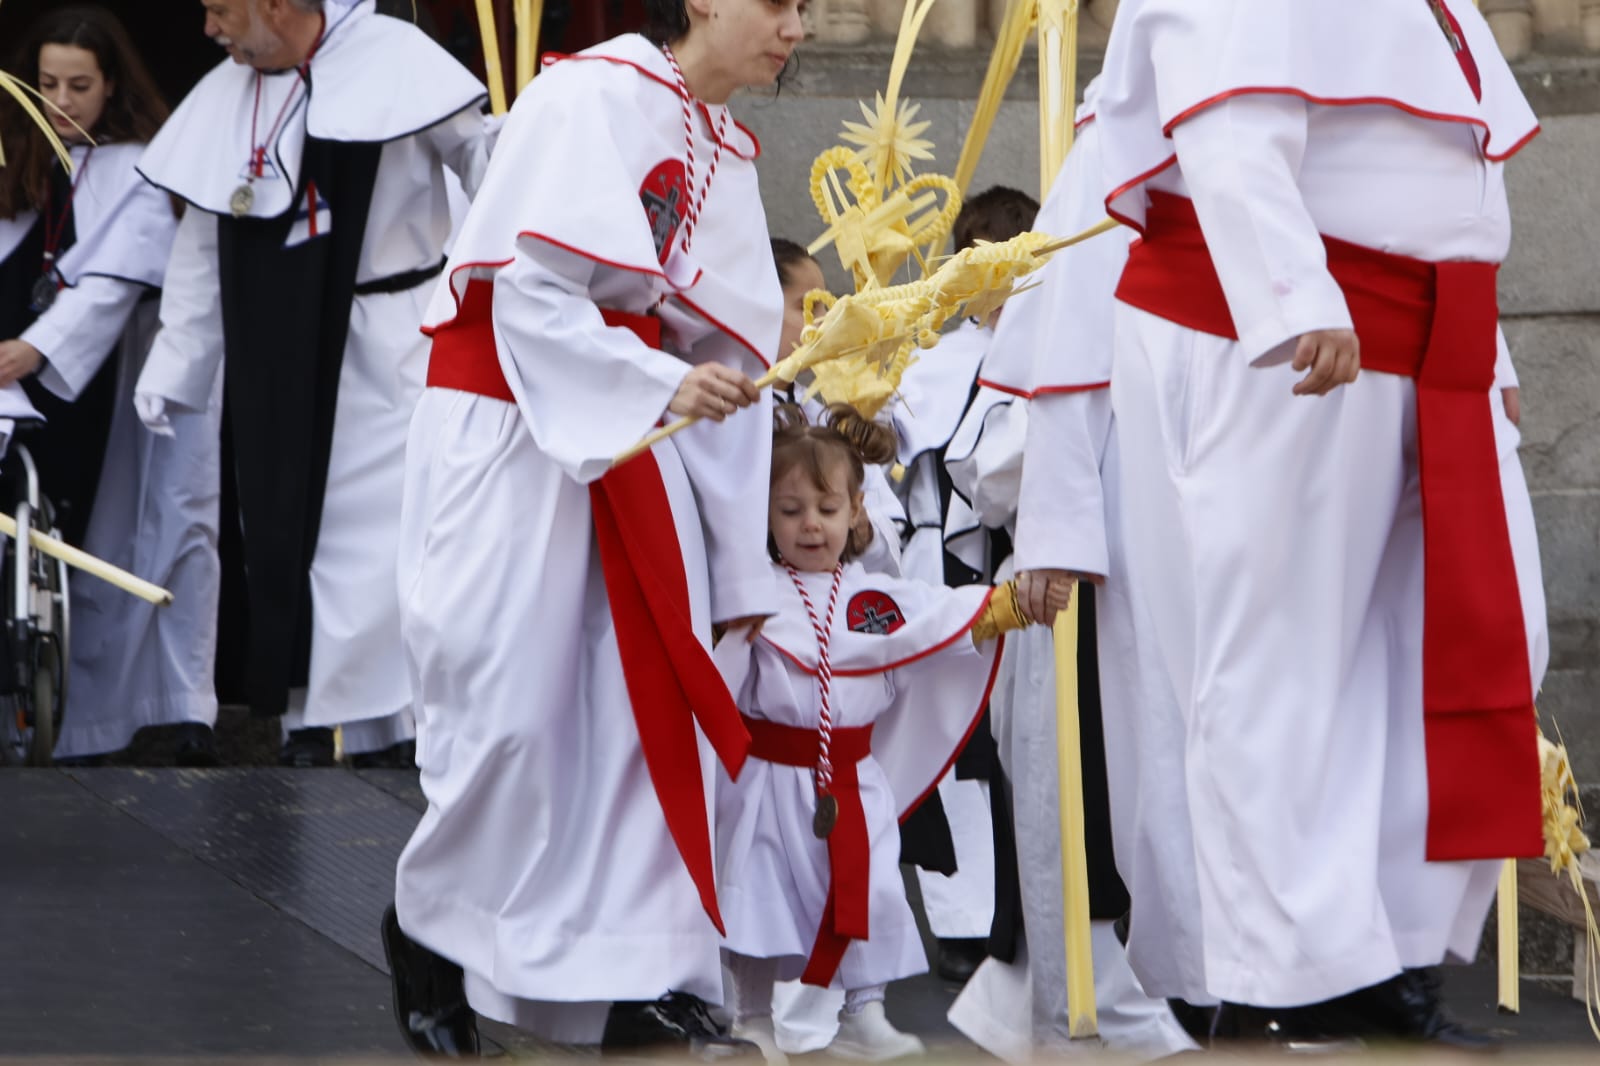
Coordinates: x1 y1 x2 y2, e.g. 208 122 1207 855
848 590 905 635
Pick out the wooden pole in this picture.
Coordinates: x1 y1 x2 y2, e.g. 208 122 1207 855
474 0 509 115
1498 859 1521 1012
954 0 1035 196
1053 594 1098 1037
0 513 172 606
514 0 545 92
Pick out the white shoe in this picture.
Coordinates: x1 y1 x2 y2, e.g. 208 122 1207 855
733 1015 790 1066
827 1001 926 1061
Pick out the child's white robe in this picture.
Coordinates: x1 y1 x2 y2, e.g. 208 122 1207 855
714 562 1002 989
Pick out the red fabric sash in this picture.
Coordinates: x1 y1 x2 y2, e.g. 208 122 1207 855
426 279 662 399
1117 192 1540 861
742 713 875 986
424 280 750 932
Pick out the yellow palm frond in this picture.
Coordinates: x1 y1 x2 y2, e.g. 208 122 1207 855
0 71 81 172
840 93 935 194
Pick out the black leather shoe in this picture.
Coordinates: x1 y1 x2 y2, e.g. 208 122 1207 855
602 991 761 1060
173 722 222 767
1332 969 1499 1051
351 739 417 769
1166 998 1220 1045
1214 1002 1364 1053
935 937 987 984
279 727 336 767
380 904 479 1058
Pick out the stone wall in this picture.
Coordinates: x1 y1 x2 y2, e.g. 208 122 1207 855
729 14 1600 784
805 0 1600 59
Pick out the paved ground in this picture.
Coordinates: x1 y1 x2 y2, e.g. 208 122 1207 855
1 766 1596 1060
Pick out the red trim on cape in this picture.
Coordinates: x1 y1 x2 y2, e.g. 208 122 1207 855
894 644 1005 823
673 291 772 371
1035 380 1111 396
1104 156 1180 236
421 233 691 335
1104 90 1540 230
541 50 762 160
761 589 997 679
420 258 513 336
974 377 1110 401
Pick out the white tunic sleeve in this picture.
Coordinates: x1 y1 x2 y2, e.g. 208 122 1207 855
945 392 1027 533
1013 388 1112 578
676 391 779 623
490 238 690 485
21 275 145 401
1167 93 1353 365
421 107 496 199
135 208 223 413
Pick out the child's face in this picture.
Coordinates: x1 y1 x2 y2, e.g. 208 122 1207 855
778 258 827 360
770 459 861 573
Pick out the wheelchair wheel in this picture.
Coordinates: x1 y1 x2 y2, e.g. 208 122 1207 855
22 634 63 767
0 485 70 768
0 701 24 766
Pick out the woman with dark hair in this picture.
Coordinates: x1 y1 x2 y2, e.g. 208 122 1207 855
0 4 221 766
382 0 806 1057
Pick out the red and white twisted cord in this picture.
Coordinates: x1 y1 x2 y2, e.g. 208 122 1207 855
660 43 730 255
787 563 845 797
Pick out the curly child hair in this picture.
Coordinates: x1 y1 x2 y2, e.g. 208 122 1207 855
770 402 897 562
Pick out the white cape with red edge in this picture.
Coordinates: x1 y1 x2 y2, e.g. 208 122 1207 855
977 81 1130 397
1096 0 1539 228
712 562 1002 988
423 34 779 378
137 0 485 219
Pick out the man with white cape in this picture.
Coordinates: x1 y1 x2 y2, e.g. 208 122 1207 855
132 0 492 765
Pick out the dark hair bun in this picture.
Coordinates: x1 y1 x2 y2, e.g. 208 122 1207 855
772 401 810 436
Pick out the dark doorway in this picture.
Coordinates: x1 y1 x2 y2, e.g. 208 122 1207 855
0 0 221 108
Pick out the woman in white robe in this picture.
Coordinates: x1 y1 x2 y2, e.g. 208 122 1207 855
385 3 807 1055
0 5 213 764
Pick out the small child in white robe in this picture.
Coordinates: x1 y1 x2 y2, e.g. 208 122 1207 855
713 403 1061 1063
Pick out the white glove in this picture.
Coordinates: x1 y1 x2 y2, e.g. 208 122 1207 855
134 392 175 438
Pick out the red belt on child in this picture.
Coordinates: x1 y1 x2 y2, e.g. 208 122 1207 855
1116 191 1540 862
743 713 875 986
426 278 752 934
